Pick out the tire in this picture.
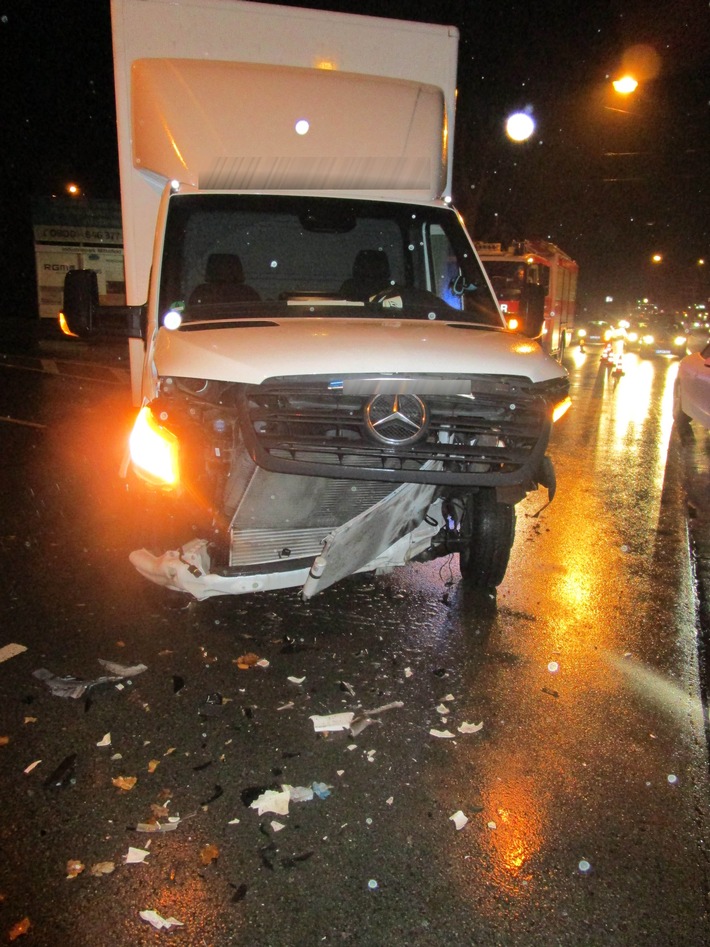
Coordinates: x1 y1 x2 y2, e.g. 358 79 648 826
459 489 516 589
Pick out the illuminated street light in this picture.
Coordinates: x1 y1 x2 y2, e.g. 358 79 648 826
651 253 663 264
612 75 638 95
66 183 82 197
505 112 535 142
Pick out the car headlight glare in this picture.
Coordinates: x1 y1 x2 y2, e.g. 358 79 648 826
674 336 686 346
577 328 587 338
129 406 180 487
642 334 654 345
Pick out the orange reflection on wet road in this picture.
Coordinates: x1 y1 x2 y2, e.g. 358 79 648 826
481 779 542 887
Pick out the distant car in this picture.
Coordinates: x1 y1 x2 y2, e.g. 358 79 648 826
623 321 643 351
636 317 688 358
673 341 710 429
575 320 613 349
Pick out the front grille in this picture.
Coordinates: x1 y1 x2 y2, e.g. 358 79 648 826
238 374 567 487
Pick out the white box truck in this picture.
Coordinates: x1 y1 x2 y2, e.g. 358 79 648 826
62 0 571 599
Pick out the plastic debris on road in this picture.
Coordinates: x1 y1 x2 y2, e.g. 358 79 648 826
90 862 115 876
200 843 219 865
249 782 333 815
135 819 180 833
33 659 147 699
7 917 31 941
139 910 184 931
112 775 137 791
449 810 468 830
65 859 84 879
430 728 455 739
457 721 484 734
310 712 354 732
235 652 260 669
350 700 404 736
124 846 150 864
0 643 27 663
96 733 111 747
250 788 291 815
97 659 148 677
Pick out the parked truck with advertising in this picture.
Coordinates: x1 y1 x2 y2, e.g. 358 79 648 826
62 0 570 600
475 240 578 361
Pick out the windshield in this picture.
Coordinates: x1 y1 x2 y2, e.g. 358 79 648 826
159 194 503 328
482 261 526 301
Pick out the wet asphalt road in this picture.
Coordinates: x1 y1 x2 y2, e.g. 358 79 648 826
0 334 709 946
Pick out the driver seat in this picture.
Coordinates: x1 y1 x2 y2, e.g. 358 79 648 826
189 253 260 305
339 249 391 301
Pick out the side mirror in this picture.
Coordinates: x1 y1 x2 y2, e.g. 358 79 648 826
519 283 546 338
61 269 145 340
62 269 99 336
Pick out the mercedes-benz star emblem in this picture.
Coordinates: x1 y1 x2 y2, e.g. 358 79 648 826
364 394 428 446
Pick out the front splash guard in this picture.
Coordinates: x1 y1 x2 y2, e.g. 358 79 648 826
129 475 442 600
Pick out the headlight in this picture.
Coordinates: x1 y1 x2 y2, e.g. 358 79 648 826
674 336 687 346
627 331 638 342
129 406 180 487
577 328 587 338
642 334 654 345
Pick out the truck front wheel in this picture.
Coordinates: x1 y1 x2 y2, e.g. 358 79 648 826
459 489 516 589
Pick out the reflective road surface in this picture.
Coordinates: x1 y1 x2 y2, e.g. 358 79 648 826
0 339 708 946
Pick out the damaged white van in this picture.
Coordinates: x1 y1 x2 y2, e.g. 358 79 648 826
62 0 570 599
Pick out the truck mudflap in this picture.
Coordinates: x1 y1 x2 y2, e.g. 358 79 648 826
128 477 443 600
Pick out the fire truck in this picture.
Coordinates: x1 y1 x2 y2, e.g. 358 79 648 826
475 240 578 360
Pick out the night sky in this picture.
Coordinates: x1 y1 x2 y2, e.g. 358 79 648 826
2 0 708 315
